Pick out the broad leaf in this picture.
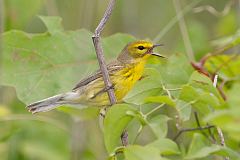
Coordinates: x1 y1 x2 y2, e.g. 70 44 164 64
185 133 240 159
175 100 192 121
157 54 193 85
104 104 136 154
147 138 180 155
179 85 221 114
1 16 135 104
188 71 223 102
204 54 240 79
124 145 166 160
204 110 240 141
147 115 170 138
39 16 64 35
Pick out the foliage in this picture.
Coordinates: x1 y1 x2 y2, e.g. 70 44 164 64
1 2 240 160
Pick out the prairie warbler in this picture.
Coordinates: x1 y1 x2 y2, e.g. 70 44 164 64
27 40 164 113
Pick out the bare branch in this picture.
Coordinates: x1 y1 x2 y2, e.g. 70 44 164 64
92 0 128 146
92 0 117 105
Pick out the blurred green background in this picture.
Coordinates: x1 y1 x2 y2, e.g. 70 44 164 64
0 0 240 160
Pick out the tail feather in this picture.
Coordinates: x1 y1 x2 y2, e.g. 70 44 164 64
27 92 79 114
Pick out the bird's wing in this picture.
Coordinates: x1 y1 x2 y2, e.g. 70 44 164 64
72 60 124 91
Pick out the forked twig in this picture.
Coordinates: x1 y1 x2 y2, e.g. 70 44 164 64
173 124 215 141
92 0 116 105
194 112 216 143
91 0 128 146
173 112 215 141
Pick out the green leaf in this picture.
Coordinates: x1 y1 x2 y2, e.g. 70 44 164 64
185 133 210 159
147 115 170 138
204 54 240 79
104 104 136 154
179 85 198 102
124 145 165 160
147 138 180 155
2 29 93 104
204 110 240 141
188 71 224 103
179 85 221 114
145 96 175 107
185 133 240 159
175 100 192 121
39 16 64 35
157 54 193 85
1 16 135 105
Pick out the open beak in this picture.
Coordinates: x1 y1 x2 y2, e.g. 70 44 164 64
150 52 166 58
153 44 164 48
149 44 166 58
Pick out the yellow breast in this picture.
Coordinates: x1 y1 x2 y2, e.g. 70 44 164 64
113 60 146 101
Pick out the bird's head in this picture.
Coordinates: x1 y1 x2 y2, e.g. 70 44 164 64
117 40 165 63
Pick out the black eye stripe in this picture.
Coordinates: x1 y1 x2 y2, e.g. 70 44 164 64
137 46 145 50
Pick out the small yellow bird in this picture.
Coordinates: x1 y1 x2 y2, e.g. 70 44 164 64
27 40 164 113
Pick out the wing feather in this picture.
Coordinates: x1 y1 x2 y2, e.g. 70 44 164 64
72 60 124 91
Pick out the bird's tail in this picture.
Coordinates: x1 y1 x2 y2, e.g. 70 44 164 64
27 92 80 114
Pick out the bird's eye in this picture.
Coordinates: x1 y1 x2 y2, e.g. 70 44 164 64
137 46 145 50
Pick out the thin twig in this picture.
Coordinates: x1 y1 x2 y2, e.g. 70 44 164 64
194 112 216 143
207 122 217 143
173 125 215 141
91 0 128 146
173 0 195 61
173 112 216 141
